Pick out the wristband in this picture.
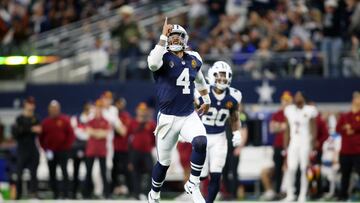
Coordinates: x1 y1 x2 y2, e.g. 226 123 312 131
202 94 211 104
160 34 168 41
232 130 242 147
232 130 241 137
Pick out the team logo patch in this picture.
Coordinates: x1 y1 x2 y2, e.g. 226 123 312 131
356 116 360 121
191 59 197 68
169 61 174 68
226 101 233 109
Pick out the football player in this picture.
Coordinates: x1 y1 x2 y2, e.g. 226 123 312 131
147 17 210 203
283 91 318 202
197 61 243 203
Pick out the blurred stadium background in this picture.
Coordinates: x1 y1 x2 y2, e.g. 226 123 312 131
0 0 360 202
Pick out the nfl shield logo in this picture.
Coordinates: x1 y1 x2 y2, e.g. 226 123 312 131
169 61 174 68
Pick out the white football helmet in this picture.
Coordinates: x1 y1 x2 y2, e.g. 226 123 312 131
208 61 232 90
168 24 188 52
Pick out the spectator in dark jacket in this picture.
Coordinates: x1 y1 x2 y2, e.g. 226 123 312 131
12 97 41 199
321 0 343 77
39 100 75 199
111 5 141 79
70 102 91 199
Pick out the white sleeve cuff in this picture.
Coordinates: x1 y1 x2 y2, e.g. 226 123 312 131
202 94 211 104
147 44 166 71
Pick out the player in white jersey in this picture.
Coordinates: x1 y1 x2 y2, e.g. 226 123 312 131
283 91 318 202
197 61 243 203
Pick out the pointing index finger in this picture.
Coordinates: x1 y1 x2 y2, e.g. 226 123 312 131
164 17 168 26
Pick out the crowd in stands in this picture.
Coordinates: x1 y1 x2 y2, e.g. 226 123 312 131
182 0 360 79
0 0 144 54
2 0 360 80
110 0 360 80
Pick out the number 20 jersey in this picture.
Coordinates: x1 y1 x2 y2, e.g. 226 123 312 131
152 51 202 116
199 86 242 134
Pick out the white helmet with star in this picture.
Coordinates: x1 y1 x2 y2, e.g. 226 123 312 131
168 24 188 52
208 61 233 90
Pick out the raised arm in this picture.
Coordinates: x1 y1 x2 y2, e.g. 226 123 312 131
147 17 172 71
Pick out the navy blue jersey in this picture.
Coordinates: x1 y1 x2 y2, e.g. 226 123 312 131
153 51 202 116
199 86 242 134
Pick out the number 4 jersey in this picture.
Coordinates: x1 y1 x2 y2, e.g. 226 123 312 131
197 86 242 134
153 51 203 116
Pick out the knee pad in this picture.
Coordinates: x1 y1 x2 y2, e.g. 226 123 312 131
192 135 207 153
157 149 172 166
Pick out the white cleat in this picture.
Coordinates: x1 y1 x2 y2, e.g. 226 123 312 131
148 192 160 203
282 195 296 202
260 190 276 201
297 195 306 202
184 181 205 203
175 191 192 201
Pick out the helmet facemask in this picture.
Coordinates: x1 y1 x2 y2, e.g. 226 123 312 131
168 33 186 52
214 71 231 90
209 61 233 90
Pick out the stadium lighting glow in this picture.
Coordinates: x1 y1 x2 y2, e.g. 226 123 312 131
0 56 59 65
5 56 27 65
28 56 40 64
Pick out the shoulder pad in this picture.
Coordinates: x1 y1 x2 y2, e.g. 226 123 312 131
229 87 242 103
186 51 203 63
